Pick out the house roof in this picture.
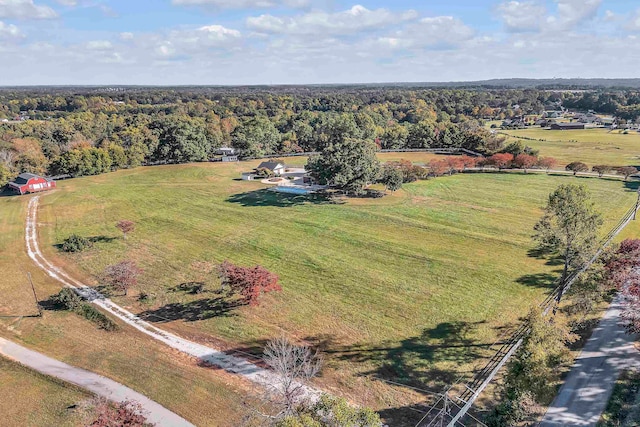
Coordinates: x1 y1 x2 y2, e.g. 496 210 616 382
13 173 40 185
256 162 285 171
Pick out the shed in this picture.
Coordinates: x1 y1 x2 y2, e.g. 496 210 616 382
8 173 56 195
256 162 286 176
550 123 585 130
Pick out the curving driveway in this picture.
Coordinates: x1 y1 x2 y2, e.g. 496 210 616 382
0 337 194 427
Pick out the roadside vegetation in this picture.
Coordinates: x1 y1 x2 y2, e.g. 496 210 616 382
598 369 640 427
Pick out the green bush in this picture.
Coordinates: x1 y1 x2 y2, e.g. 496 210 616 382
52 288 118 331
61 234 92 253
52 287 83 311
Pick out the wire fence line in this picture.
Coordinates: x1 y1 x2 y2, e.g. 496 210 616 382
415 196 640 427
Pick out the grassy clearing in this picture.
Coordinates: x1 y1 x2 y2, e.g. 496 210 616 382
501 128 640 167
0 356 89 427
0 193 255 426
34 160 639 420
598 369 640 426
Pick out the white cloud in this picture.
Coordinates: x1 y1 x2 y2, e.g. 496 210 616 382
172 0 309 9
376 16 475 50
56 0 77 5
247 5 418 36
120 32 134 40
0 20 21 38
0 0 57 20
86 40 113 50
626 9 640 32
547 0 602 30
497 1 546 32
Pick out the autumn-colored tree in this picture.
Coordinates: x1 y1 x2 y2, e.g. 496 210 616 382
513 154 538 173
605 239 640 333
616 166 639 181
489 153 514 170
537 157 558 174
103 261 142 296
565 161 589 176
428 159 449 177
219 261 282 306
445 156 465 174
591 164 610 178
81 397 151 427
116 220 135 240
459 155 479 170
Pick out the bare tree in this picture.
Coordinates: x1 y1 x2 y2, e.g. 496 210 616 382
263 336 323 417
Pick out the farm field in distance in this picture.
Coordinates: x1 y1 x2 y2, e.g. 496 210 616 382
34 156 639 420
501 127 640 167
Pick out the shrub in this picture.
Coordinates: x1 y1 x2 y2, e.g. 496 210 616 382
61 234 92 253
52 288 118 331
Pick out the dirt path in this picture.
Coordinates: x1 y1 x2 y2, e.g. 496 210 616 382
0 337 193 427
539 296 640 426
26 196 319 402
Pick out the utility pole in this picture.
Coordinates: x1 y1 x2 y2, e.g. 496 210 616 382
27 272 42 317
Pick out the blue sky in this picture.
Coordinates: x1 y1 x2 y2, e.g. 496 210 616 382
0 0 639 85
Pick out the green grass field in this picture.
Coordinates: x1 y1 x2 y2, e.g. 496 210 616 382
0 193 256 426
0 357 89 427
501 128 640 167
32 160 639 416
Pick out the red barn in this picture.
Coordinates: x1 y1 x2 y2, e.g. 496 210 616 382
8 173 56 195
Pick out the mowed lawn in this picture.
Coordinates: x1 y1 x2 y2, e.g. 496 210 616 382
501 128 640 167
36 160 639 402
0 357 89 427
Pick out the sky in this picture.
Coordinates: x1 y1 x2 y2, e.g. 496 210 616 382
0 0 639 85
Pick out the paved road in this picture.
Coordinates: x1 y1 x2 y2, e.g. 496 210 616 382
0 337 194 427
540 296 640 426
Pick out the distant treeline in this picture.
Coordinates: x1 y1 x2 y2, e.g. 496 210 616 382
0 86 638 185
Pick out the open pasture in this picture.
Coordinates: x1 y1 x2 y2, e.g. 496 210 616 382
501 127 640 167
34 161 639 415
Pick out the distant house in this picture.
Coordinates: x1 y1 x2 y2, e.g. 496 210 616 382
7 173 56 195
216 147 236 156
256 161 286 176
550 123 586 130
222 155 238 162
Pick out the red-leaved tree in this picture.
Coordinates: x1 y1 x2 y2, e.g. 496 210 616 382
513 154 538 173
428 159 449 177
445 156 465 174
219 261 282 306
489 153 514 170
459 155 479 170
103 261 143 296
537 157 558 174
605 239 640 333
84 398 151 427
116 220 135 240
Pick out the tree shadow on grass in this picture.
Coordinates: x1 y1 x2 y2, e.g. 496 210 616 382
324 321 496 390
138 296 241 322
226 189 342 208
516 272 560 289
53 235 118 251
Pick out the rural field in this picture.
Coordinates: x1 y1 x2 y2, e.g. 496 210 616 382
27 156 639 420
0 195 258 426
501 127 640 167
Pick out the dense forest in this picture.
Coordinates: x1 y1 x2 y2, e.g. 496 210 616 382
1 85 640 186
